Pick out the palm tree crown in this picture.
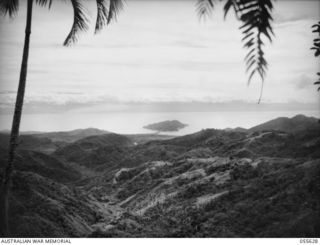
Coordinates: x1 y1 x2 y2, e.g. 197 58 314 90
0 0 124 45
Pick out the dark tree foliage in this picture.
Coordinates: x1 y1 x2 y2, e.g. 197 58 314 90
311 21 320 91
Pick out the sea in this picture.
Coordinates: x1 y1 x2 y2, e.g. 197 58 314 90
0 110 319 136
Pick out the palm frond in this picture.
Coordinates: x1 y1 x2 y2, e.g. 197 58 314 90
0 0 19 17
311 21 320 57
314 73 320 92
95 0 108 33
224 0 274 103
224 0 240 19
311 22 320 91
107 0 124 25
63 0 89 46
35 0 53 9
196 0 214 19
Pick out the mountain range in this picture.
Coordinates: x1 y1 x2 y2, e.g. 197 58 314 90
0 114 319 237
247 114 319 133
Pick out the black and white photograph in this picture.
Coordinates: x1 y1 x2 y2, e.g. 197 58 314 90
0 0 319 241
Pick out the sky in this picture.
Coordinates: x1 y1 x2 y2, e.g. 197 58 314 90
0 0 319 131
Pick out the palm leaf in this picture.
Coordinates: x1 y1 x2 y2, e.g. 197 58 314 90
311 21 320 57
107 0 124 25
95 0 108 33
311 22 320 91
224 0 241 19
0 0 19 17
196 0 215 19
224 0 274 103
35 0 53 9
63 0 89 46
315 78 320 91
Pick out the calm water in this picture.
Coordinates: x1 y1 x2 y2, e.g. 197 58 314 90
1 110 319 136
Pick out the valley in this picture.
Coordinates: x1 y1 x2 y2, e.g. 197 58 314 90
0 115 319 237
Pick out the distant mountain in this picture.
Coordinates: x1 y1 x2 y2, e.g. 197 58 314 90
54 133 133 168
248 114 320 133
30 128 110 143
0 128 110 143
143 120 188 132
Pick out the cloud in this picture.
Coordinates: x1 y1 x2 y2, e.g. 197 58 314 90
1 99 318 115
294 74 314 90
53 91 84 95
274 14 316 25
0 0 319 110
273 0 320 25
